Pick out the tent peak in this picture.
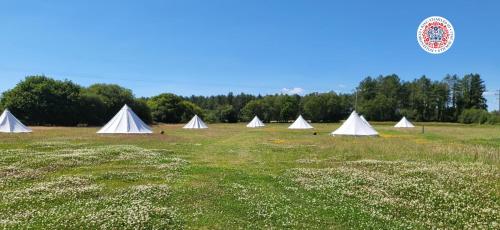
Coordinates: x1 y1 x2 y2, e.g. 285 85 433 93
288 115 313 129
97 105 152 134
0 109 32 133
395 116 415 128
331 111 378 136
247 115 265 128
183 115 208 129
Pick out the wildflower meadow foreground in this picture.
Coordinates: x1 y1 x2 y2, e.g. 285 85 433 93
0 123 498 229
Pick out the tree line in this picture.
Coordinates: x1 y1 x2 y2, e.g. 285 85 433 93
356 74 488 122
0 74 496 126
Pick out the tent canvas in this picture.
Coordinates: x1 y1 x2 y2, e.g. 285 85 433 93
97 105 152 134
360 115 373 128
331 111 378 136
394 116 415 128
0 109 32 133
183 115 208 129
246 116 265 128
288 115 313 129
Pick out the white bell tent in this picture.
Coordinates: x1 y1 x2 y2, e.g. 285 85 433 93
360 115 373 128
331 111 378 136
0 109 32 133
97 105 153 134
183 115 208 129
288 115 313 129
246 116 265 128
394 116 415 128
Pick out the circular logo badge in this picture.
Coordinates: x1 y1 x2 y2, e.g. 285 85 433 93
417 16 455 54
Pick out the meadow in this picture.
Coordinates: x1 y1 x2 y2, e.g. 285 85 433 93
0 123 498 229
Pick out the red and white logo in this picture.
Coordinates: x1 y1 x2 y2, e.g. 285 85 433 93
417 16 455 54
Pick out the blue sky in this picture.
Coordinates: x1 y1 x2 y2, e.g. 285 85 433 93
1 0 499 110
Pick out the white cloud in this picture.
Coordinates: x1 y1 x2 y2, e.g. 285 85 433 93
281 87 305 95
483 91 496 97
337 84 347 88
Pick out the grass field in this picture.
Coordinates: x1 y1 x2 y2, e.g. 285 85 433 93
0 123 499 229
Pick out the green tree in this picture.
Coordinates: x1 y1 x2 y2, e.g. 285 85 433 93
301 92 350 122
179 101 204 122
459 109 490 124
302 94 326 122
217 105 238 123
147 93 184 123
131 98 153 124
85 84 134 115
241 100 269 122
78 92 107 125
85 84 152 124
277 95 300 122
431 81 450 121
357 75 401 121
409 76 433 121
443 74 463 121
462 74 487 110
0 76 82 126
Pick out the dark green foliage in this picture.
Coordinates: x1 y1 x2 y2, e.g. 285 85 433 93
356 74 488 122
84 84 152 124
147 93 202 123
487 111 500 124
0 74 491 125
240 100 270 122
130 98 153 124
0 76 82 126
461 74 487 110
358 75 400 120
278 95 300 122
133 73 489 124
216 105 239 123
0 77 152 125
178 101 204 122
301 92 351 122
459 109 491 124
78 92 107 125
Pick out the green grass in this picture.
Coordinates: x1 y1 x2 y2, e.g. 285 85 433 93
0 123 499 229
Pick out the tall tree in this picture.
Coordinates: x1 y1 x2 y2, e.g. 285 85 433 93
466 74 487 110
0 76 82 126
357 75 401 121
147 93 185 123
241 100 270 122
443 74 462 121
85 84 152 124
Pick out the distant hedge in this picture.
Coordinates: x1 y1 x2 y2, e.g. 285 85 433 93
459 109 500 124
0 74 496 126
0 76 152 126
